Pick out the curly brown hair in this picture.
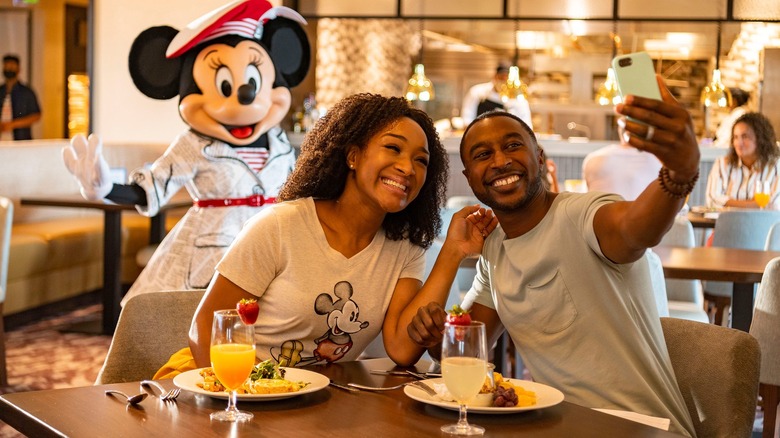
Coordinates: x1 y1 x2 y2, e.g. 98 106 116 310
278 93 448 248
727 112 779 169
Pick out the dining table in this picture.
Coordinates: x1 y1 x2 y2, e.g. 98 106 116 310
20 195 191 335
0 358 683 437
654 245 780 331
686 212 716 229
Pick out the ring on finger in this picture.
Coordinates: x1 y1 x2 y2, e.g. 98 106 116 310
645 125 655 141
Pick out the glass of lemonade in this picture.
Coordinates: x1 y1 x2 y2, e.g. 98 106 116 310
755 181 771 210
440 321 488 436
210 309 256 422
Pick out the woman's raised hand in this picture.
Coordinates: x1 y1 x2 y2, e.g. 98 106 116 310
444 204 498 259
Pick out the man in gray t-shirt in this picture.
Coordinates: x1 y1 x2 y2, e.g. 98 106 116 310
408 78 700 437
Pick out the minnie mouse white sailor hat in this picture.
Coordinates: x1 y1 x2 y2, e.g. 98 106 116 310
166 0 306 59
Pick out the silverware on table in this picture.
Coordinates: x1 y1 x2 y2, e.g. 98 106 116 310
104 390 148 405
369 370 441 378
346 381 438 397
140 380 181 401
328 381 359 393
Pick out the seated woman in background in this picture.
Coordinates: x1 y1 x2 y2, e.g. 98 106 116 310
182 93 496 372
706 112 780 209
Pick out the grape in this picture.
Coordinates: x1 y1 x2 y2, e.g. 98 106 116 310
492 386 518 407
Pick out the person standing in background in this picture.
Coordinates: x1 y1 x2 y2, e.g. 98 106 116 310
0 54 41 141
461 61 533 129
712 88 750 149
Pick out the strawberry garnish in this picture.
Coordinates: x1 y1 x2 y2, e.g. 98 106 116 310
445 304 472 326
237 298 259 325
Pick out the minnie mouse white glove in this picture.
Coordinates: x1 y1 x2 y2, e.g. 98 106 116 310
62 134 113 200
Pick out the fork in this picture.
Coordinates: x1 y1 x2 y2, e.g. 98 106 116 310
140 380 181 401
347 381 438 397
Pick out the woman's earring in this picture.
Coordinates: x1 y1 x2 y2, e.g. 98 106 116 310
349 163 355 169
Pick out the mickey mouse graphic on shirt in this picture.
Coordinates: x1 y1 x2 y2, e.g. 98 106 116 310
61 0 310 304
272 281 370 367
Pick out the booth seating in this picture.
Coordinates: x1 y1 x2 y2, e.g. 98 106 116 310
0 140 187 317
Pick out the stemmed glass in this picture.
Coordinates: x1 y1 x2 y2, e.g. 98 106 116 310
209 309 256 422
440 321 488 436
755 180 771 210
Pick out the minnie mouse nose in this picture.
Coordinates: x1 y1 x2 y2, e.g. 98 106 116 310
237 83 256 105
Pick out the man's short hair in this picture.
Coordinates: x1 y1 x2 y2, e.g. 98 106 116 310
3 54 20 64
459 110 538 161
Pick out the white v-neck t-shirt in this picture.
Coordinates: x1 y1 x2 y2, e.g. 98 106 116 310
217 197 425 366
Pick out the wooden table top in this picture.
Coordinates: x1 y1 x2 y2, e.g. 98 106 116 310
0 358 682 438
686 212 716 229
20 195 192 211
654 245 780 283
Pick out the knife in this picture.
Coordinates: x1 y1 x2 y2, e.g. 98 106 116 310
369 370 441 378
329 381 359 393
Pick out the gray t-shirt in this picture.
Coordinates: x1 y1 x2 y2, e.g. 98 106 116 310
464 191 695 437
217 197 425 367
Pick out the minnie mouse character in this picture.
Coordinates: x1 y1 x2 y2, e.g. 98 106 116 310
62 0 310 303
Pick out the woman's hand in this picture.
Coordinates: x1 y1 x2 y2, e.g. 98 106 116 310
444 204 498 259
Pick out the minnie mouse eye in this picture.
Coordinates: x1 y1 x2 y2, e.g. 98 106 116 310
215 66 233 98
245 65 261 94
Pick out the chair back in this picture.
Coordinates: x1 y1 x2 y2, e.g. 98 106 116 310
750 257 780 386
95 290 205 384
661 317 760 438
658 216 704 304
0 196 12 304
765 221 780 251
0 196 12 386
705 210 780 297
645 249 670 317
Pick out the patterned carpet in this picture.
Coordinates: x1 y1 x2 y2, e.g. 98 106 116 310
0 302 111 438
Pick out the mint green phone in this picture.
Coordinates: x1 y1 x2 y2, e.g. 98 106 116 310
612 51 662 101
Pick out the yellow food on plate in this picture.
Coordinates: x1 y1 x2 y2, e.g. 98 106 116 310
196 363 310 395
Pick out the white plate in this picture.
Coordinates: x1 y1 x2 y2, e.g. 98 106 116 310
404 378 564 414
173 367 330 401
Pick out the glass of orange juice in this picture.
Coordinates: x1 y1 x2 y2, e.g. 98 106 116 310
755 181 771 210
210 309 256 422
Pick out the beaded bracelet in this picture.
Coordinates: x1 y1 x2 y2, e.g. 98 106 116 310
658 167 700 199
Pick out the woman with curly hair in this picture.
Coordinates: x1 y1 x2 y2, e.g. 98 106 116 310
185 93 497 371
706 112 780 209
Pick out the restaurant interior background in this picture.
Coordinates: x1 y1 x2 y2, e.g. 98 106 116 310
2 0 780 143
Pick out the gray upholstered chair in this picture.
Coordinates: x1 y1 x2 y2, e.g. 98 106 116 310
703 210 780 326
656 216 709 323
750 257 780 438
95 289 205 384
661 317 761 438
0 196 12 387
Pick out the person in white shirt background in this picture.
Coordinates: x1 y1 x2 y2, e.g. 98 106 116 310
582 125 662 201
461 61 533 129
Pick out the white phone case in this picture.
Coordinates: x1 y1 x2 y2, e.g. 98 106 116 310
611 52 662 101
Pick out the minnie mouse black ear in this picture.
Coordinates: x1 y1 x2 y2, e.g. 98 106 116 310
262 17 311 89
129 26 183 100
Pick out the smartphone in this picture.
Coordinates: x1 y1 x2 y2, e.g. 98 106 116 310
611 51 662 102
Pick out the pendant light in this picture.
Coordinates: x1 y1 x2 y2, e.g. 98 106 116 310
499 20 528 103
405 19 435 102
701 21 732 109
595 23 621 106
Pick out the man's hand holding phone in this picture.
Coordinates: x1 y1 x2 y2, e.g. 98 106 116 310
613 53 699 186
